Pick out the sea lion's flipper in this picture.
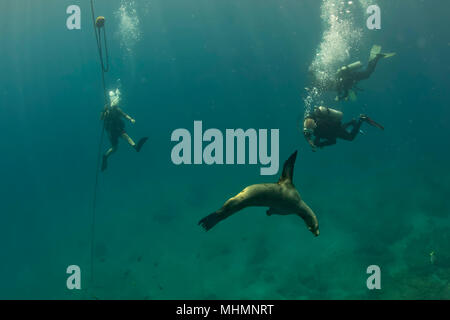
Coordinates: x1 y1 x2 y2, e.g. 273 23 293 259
278 150 298 184
198 212 222 231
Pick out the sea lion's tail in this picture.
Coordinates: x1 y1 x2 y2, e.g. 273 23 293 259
198 212 222 231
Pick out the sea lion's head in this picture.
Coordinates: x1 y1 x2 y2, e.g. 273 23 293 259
308 225 320 237
307 216 320 237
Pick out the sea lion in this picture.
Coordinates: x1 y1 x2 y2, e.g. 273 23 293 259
198 150 319 236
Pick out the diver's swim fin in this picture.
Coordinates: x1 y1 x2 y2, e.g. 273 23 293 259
135 137 148 152
369 45 382 61
364 116 384 130
380 52 396 59
101 155 108 172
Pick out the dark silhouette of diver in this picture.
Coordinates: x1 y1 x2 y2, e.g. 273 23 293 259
100 91 148 171
303 106 384 152
329 45 395 101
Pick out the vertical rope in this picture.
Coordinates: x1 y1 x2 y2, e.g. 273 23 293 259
90 0 110 286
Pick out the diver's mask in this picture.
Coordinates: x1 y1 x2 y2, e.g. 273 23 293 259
109 88 121 107
303 117 317 136
303 128 314 137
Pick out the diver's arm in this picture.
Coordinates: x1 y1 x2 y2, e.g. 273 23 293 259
100 105 109 120
315 139 336 147
118 108 136 123
335 87 345 101
339 89 349 101
304 133 317 152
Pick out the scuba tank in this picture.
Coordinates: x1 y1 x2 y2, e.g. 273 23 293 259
346 61 363 71
314 106 343 122
337 61 363 75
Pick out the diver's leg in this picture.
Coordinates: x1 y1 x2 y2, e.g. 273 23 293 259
336 128 353 141
122 133 148 152
342 119 356 130
337 89 349 101
316 138 337 147
121 132 136 148
351 119 364 138
355 54 383 81
338 119 363 141
102 144 117 172
104 146 117 157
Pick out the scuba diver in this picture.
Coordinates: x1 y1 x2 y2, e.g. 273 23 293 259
101 89 148 171
331 45 395 101
303 106 384 152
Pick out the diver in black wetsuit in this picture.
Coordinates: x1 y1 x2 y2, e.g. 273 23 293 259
333 45 395 101
100 90 148 171
303 106 384 152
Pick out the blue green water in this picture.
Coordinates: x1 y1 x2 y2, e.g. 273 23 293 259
0 0 449 299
